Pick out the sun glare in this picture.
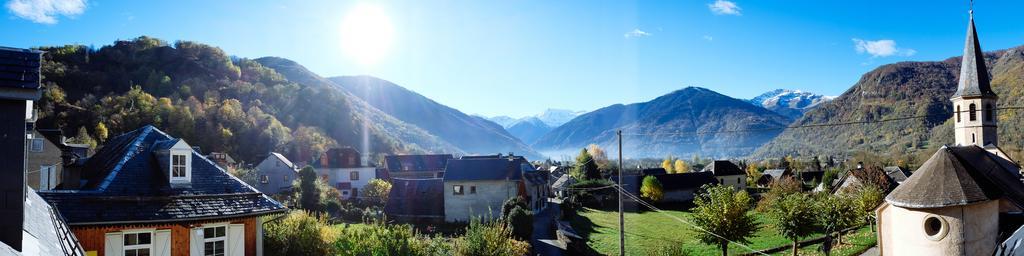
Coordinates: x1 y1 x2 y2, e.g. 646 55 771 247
340 4 394 66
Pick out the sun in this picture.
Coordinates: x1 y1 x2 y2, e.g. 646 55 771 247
340 4 394 66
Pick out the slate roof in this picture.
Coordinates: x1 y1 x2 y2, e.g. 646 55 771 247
0 47 42 90
762 169 791 181
0 188 84 256
38 125 286 225
385 154 452 172
443 157 530 182
640 168 667 176
270 152 297 170
883 166 911 183
654 172 718 191
385 178 445 218
952 12 997 99
702 160 745 176
552 174 575 190
886 146 1024 209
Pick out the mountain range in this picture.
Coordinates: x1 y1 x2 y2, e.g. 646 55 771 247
532 87 794 158
748 89 835 119
487 109 586 128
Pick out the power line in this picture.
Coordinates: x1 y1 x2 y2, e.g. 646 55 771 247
619 106 1024 137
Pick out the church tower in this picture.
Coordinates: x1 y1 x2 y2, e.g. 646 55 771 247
951 9 998 147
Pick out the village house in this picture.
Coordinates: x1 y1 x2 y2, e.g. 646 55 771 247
523 169 551 212
206 152 239 170
701 160 747 190
316 147 378 200
0 46 85 256
875 10 1024 255
26 128 89 191
655 172 719 203
385 154 452 179
251 152 299 195
756 168 792 187
883 166 912 184
442 154 533 222
551 172 576 199
385 178 446 222
38 125 287 256
831 166 896 195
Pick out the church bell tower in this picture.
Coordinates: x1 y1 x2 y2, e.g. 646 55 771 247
951 9 998 147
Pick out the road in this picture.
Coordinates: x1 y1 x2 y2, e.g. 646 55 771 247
530 202 564 256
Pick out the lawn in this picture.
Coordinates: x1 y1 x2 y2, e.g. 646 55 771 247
571 207 876 256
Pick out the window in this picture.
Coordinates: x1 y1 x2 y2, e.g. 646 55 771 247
260 175 269 184
969 103 977 121
453 185 464 195
350 171 360 181
923 215 948 241
283 175 288 182
123 231 152 256
348 156 356 166
342 190 349 196
737 177 741 184
203 226 227 256
470 186 477 194
436 172 444 178
352 188 359 198
29 138 43 152
40 165 56 190
956 105 961 122
986 104 993 121
172 154 187 178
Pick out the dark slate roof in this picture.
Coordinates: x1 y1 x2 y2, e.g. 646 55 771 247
385 178 445 218
317 147 364 168
523 170 548 185
763 169 791 181
443 157 530 182
952 13 997 99
886 146 1024 209
702 160 745 176
654 172 718 191
385 154 452 172
640 168 667 176
883 166 911 183
38 125 285 225
0 47 42 90
0 188 85 256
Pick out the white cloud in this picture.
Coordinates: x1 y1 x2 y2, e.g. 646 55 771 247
702 35 713 41
6 0 86 24
852 38 916 58
624 29 651 38
708 0 741 16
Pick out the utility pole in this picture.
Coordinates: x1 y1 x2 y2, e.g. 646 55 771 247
617 130 625 256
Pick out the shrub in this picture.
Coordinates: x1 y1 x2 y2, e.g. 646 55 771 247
501 197 529 218
363 178 393 207
263 210 338 256
640 175 664 202
506 206 534 241
453 218 530 256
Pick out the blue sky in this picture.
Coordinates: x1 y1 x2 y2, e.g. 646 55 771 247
3 0 1023 117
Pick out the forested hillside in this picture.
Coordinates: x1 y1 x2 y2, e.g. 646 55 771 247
34 36 453 164
753 45 1024 160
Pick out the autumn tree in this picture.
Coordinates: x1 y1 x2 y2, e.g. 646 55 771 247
94 122 109 142
586 144 610 169
296 166 322 212
640 176 664 202
573 148 600 180
662 155 677 173
691 184 759 256
673 159 689 173
767 193 818 256
816 194 859 249
362 179 392 207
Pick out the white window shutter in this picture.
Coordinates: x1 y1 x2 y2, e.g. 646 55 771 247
104 232 123 256
190 228 204 256
228 224 246 256
153 230 171 256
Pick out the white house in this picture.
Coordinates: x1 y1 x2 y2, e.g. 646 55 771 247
317 147 377 200
252 152 299 195
702 160 747 190
443 155 532 222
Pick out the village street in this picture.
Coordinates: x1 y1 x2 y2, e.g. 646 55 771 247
531 202 564 256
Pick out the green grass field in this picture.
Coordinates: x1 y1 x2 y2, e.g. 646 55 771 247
571 207 876 256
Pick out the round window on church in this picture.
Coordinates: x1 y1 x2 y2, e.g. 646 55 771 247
923 215 948 241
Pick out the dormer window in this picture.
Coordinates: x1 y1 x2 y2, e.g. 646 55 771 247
172 154 187 178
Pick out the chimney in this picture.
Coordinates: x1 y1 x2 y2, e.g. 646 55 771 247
0 47 43 252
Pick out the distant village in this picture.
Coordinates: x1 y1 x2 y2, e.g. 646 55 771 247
5 7 1024 256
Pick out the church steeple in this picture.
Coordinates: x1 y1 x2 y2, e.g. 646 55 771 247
951 10 996 99
951 6 998 147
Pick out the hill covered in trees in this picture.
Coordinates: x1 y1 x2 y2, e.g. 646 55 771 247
753 44 1024 160
34 36 457 164
327 75 540 158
